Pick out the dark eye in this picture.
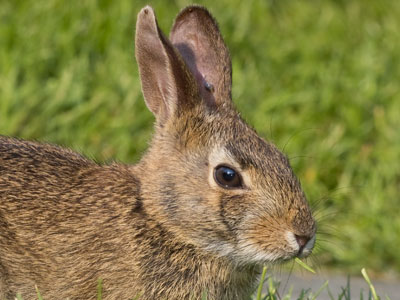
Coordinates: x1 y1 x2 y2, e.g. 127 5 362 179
214 165 242 189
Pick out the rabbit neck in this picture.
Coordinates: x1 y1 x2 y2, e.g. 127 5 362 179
127 205 260 299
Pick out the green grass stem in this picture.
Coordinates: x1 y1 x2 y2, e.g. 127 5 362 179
256 266 268 300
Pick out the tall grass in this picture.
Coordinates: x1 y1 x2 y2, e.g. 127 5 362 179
1 0 400 275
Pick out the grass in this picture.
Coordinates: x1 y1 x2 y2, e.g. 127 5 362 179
1 0 400 277
90 266 389 300
251 267 389 300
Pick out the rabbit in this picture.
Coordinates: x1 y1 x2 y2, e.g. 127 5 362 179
0 5 316 300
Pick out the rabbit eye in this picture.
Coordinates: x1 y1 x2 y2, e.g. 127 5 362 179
214 165 242 189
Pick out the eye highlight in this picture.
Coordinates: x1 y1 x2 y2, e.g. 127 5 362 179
214 165 242 189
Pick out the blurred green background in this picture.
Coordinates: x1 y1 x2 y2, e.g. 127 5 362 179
1 0 399 276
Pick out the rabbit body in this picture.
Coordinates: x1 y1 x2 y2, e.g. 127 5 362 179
0 137 257 300
0 5 316 300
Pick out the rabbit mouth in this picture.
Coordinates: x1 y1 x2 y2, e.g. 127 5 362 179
296 235 316 258
232 243 303 266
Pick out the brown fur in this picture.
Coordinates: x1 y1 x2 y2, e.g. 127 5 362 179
0 5 316 300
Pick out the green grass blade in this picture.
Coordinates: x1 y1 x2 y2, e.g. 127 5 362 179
326 285 336 300
201 290 208 300
361 268 380 300
15 293 24 300
311 280 329 300
97 278 103 300
255 266 268 300
267 277 277 297
294 258 315 274
34 285 43 300
346 275 351 300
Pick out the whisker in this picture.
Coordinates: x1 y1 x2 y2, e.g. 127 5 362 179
281 127 318 154
280 260 294 297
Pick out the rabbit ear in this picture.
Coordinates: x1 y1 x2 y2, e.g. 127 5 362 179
135 6 199 123
170 6 232 107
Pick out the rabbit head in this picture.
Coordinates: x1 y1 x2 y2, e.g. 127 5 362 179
135 6 316 266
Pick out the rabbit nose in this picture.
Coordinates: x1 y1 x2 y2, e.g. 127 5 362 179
295 234 310 251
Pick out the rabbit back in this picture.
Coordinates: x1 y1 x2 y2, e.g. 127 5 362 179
0 136 144 299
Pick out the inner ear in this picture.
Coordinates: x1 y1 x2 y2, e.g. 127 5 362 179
173 43 216 107
170 6 232 107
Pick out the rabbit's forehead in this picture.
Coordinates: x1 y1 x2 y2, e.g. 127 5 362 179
186 110 292 177
222 131 291 177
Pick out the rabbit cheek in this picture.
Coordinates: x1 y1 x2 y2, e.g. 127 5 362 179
194 192 249 257
218 193 248 233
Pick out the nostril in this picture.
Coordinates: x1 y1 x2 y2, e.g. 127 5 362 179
295 234 310 249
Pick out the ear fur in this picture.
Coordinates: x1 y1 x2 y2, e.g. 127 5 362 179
135 6 199 123
170 6 232 107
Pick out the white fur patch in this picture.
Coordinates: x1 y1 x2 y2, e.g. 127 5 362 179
234 242 283 264
233 229 292 264
285 231 300 251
